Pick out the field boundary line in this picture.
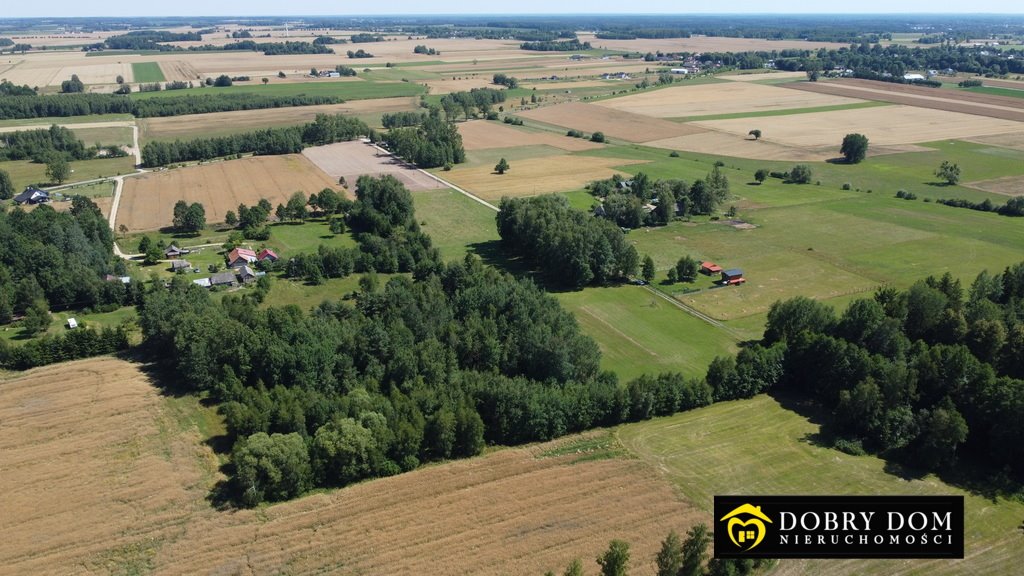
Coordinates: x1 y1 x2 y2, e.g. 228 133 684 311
369 143 499 211
641 284 743 340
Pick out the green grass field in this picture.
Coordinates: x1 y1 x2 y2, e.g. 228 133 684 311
0 306 137 344
1 156 136 189
58 180 115 199
0 114 134 128
413 187 499 261
130 80 426 101
131 62 166 83
70 126 134 148
618 395 1024 575
961 85 1024 99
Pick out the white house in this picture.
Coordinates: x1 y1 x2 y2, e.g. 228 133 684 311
670 68 689 75
903 73 925 81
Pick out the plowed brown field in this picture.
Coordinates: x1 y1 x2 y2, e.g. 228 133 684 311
116 155 339 231
0 358 703 576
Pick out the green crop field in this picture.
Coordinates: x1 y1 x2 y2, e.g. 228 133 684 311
618 395 1024 575
0 156 136 190
413 187 499 261
961 85 1024 99
130 80 426 100
0 114 134 128
70 126 134 148
556 286 737 380
131 62 166 83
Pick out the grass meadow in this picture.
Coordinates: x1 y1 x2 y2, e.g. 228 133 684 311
131 62 166 83
618 395 1024 575
130 80 426 100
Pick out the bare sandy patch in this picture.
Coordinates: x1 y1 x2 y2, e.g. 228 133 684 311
302 141 445 192
441 155 648 201
520 102 705 142
116 154 340 231
458 119 604 152
595 82 864 118
964 175 1024 196
691 105 1024 148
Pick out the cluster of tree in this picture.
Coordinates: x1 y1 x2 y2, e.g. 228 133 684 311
382 114 465 169
351 33 385 43
497 195 639 289
492 73 519 88
231 198 273 239
708 265 1024 479
804 42 1024 78
313 35 346 45
100 30 202 50
958 78 984 87
588 167 731 227
766 165 812 184
0 324 131 370
520 39 592 51
599 28 693 40
164 40 335 55
439 88 507 120
60 75 85 94
0 198 137 327
335 65 357 76
0 92 342 121
0 169 13 200
232 30 254 39
0 125 93 162
141 113 369 167
381 111 427 128
347 49 374 58
172 201 206 234
936 195 1024 217
665 255 700 284
0 80 35 96
413 45 438 55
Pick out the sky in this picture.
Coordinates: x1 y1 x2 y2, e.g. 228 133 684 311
5 2 1023 18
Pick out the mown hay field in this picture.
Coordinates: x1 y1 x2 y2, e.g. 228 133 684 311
619 395 1024 576
520 102 705 142
457 119 605 152
595 81 865 118
116 155 340 231
439 155 648 202
0 357 703 576
302 141 446 192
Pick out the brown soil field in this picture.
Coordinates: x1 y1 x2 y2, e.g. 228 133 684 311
0 357 703 576
964 175 1024 196
139 97 419 141
440 155 648 202
644 131 837 162
786 79 1024 122
458 120 605 152
965 132 1024 151
578 33 848 53
116 154 339 231
520 102 705 142
691 105 1024 148
302 141 446 192
595 82 864 118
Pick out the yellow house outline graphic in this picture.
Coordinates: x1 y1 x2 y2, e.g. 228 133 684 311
720 504 773 551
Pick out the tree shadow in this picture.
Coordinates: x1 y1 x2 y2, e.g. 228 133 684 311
925 181 955 187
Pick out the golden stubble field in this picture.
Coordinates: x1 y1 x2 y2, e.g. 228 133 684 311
0 358 704 576
116 155 340 231
457 119 605 152
520 102 705 142
440 155 648 202
594 81 865 118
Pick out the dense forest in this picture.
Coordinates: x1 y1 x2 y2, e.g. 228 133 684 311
0 91 343 121
520 39 592 52
140 113 369 166
0 125 92 162
497 195 639 289
86 32 332 55
707 267 1024 481
438 87 506 121
138 175 710 505
0 197 138 325
381 114 465 169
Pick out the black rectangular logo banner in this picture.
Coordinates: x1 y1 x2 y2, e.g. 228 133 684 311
713 495 964 559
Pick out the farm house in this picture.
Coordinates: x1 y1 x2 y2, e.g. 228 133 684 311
720 269 746 285
13 187 49 205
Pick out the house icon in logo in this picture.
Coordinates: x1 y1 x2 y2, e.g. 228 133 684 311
720 503 773 551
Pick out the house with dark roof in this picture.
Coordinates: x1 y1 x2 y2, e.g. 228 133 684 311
170 259 192 272
720 268 746 286
209 271 237 287
164 244 190 258
239 265 257 283
13 187 50 205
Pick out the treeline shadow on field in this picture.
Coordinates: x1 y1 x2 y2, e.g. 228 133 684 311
770 389 1023 504
130 351 240 509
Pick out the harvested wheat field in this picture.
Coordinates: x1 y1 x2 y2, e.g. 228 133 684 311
0 357 703 576
303 141 446 193
595 81 864 118
966 132 1024 151
964 175 1024 196
458 120 604 152
786 79 1024 122
691 105 1024 148
425 77 500 94
520 102 704 142
522 80 618 90
139 97 419 141
716 71 809 82
643 130 930 162
441 155 647 202
116 155 339 231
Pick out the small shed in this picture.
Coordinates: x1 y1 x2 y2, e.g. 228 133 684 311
66 318 78 329
721 268 746 285
700 261 723 275
170 259 191 271
164 244 189 258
